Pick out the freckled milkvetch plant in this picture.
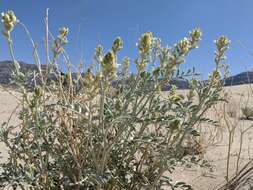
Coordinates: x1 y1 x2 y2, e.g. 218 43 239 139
0 10 229 190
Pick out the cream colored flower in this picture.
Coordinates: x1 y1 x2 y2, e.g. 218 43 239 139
102 51 117 80
176 38 191 55
138 32 153 54
189 28 202 48
215 36 230 50
1 10 18 37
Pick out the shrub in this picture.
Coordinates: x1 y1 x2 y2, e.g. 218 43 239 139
0 10 229 189
241 106 253 120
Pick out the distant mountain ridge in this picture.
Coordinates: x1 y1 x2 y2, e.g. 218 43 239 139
0 60 252 89
0 60 48 85
223 71 253 86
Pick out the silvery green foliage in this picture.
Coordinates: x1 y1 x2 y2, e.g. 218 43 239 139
0 11 229 190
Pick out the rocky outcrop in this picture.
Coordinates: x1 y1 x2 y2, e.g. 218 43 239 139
0 60 47 85
0 61 12 85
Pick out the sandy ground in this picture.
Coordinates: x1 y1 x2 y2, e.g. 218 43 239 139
171 84 253 189
0 88 20 164
0 84 253 189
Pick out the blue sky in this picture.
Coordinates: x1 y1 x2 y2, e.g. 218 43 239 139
0 0 253 77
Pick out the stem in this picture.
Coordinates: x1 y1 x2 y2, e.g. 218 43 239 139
226 127 233 183
236 132 243 175
45 8 50 67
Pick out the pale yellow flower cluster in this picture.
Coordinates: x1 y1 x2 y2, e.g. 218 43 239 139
99 37 124 81
138 32 153 54
189 28 202 48
176 28 202 56
1 10 18 39
215 36 230 50
102 51 117 80
176 38 191 55
1 10 18 33
82 69 101 98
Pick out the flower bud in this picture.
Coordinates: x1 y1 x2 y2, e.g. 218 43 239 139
112 37 123 53
95 44 103 58
190 28 202 40
59 27 69 37
51 27 69 57
58 27 69 44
